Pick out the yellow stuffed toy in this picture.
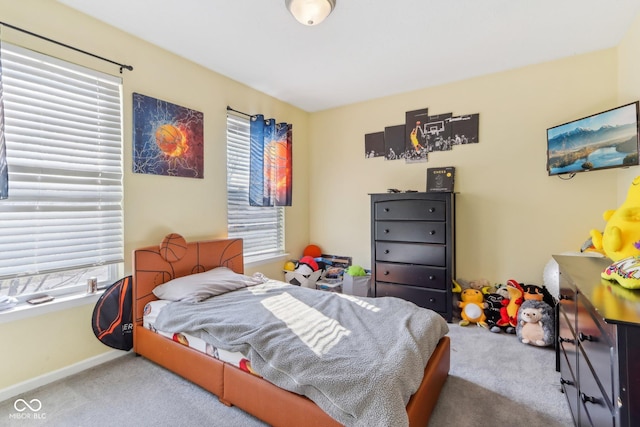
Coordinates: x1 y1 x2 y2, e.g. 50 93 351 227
590 176 640 262
453 280 488 327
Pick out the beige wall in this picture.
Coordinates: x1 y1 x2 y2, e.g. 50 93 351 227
0 0 310 390
617 12 640 198
309 49 622 282
2 0 640 395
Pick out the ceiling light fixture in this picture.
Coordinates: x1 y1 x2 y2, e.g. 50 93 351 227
285 0 336 26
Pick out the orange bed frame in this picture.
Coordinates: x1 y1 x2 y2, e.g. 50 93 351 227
132 236 450 427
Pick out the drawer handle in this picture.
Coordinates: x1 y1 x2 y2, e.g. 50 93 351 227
558 337 575 345
428 208 435 213
384 208 389 212
384 229 390 233
428 275 435 280
383 271 389 275
384 249 390 254
429 298 435 303
580 392 601 405
560 378 574 387
578 332 596 342
429 230 436 235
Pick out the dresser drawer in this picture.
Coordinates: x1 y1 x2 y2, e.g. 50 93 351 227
558 309 578 381
577 294 615 405
375 242 445 266
375 221 446 244
578 347 614 427
559 350 580 426
375 200 446 221
375 282 447 312
375 262 446 290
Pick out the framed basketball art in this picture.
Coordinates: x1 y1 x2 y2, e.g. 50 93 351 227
132 92 204 178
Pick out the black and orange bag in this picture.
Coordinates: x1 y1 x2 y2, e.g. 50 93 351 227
91 276 133 351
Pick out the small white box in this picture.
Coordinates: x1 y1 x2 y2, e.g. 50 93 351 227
316 280 343 293
342 273 371 297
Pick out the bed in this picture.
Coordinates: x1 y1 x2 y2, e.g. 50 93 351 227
132 234 451 427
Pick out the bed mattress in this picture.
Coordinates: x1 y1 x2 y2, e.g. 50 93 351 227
143 300 258 375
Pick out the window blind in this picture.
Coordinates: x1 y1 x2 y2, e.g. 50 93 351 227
0 42 124 279
227 113 284 259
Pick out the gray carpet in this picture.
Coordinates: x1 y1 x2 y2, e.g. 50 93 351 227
0 324 573 426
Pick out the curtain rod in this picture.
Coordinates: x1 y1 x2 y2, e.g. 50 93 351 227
0 21 133 74
226 106 255 118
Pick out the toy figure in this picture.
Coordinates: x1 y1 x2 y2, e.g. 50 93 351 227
590 175 640 262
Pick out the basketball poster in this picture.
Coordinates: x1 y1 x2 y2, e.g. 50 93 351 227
404 108 429 163
132 92 204 178
450 114 480 145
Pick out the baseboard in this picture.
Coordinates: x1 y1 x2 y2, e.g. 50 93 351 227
0 349 127 403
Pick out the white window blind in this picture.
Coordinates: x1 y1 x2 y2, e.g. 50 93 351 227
0 42 124 280
226 113 284 260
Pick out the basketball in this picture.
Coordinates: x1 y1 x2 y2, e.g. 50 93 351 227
155 124 188 157
159 233 187 262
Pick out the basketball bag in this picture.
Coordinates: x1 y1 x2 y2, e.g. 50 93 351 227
92 276 133 351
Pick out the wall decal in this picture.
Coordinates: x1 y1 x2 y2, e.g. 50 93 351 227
405 108 429 163
364 107 479 164
384 124 406 160
450 114 479 145
365 132 385 158
133 92 204 178
425 113 453 152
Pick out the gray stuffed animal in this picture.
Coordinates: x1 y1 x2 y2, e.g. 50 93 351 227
516 300 555 347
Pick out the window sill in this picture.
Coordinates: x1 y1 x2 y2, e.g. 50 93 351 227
244 253 290 268
0 291 104 325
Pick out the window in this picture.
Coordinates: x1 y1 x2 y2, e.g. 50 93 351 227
226 113 285 262
0 42 124 301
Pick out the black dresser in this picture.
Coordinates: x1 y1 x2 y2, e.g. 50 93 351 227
370 192 455 321
555 255 640 427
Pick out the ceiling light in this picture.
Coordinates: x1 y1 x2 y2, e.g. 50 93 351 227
285 0 336 26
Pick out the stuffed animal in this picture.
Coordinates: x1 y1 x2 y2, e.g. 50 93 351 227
522 283 556 308
590 175 640 262
483 291 509 333
452 278 491 319
516 300 555 347
494 279 524 334
457 287 488 327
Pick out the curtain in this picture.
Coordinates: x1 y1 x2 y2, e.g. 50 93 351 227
249 114 292 207
0 42 7 200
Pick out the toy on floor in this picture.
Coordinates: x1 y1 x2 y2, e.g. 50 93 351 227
590 175 640 262
483 284 510 333
516 300 555 347
452 278 491 319
453 280 488 327
493 280 524 334
522 283 557 308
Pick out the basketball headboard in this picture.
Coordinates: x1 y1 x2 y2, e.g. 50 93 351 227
131 234 243 325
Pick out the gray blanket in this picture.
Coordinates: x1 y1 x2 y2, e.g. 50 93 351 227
154 280 448 427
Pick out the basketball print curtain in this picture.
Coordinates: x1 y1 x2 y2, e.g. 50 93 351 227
249 114 292 207
0 45 8 200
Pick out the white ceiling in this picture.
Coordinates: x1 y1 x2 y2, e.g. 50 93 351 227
58 0 640 113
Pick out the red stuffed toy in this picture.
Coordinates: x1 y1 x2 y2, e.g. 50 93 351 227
495 279 524 334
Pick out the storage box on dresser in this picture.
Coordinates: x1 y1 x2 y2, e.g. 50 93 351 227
554 255 640 427
370 192 455 322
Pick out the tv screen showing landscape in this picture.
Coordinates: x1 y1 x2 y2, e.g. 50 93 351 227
547 102 640 176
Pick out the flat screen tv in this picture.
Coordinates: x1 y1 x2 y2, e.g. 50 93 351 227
547 101 640 176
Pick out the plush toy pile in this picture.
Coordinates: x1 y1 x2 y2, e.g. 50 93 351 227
453 278 556 347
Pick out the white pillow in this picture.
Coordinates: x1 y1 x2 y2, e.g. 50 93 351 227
152 267 264 303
